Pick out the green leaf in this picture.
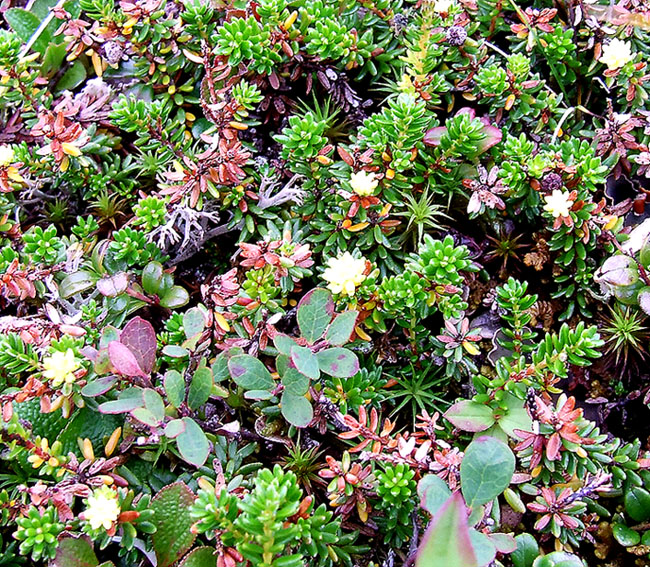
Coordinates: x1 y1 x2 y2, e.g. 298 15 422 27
188 366 213 409
179 547 217 567
418 474 452 516
297 288 334 343
290 345 320 380
164 370 185 408
274 334 297 355
142 262 163 295
176 417 210 466
460 436 515 508
325 310 358 345
624 486 650 522
163 345 189 358
532 552 585 567
445 401 495 432
150 482 196 567
612 523 641 547
57 408 122 455
316 347 359 377
53 537 98 567
228 354 275 391
143 388 165 421
59 271 98 298
81 376 118 397
281 368 310 396
55 60 87 91
164 419 185 439
469 530 496 567
160 286 189 309
512 534 539 567
131 407 161 427
183 307 206 338
280 391 313 428
497 397 533 438
5 8 51 53
416 493 478 567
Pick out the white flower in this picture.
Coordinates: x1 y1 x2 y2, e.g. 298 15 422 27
42 349 80 388
322 252 367 296
599 38 634 71
543 190 574 218
349 171 378 197
0 145 14 167
83 487 120 531
433 0 454 13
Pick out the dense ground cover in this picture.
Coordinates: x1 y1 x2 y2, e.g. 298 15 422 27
2 0 650 565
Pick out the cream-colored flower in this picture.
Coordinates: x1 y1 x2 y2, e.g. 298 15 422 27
83 487 120 531
0 145 14 167
433 0 454 13
42 349 80 388
543 189 574 218
322 252 367 296
349 171 379 197
599 38 634 71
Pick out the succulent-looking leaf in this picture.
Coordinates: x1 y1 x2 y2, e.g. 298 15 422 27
445 401 495 432
228 354 275 391
460 436 515 508
531 552 585 567
512 533 539 567
316 347 359 377
159 285 189 309
625 486 650 522
120 317 157 374
150 482 197 567
415 493 478 567
176 417 210 466
296 288 334 343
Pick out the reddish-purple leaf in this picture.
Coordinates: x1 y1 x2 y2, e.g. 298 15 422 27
120 317 157 375
416 493 478 567
108 341 145 377
478 125 503 153
423 126 446 146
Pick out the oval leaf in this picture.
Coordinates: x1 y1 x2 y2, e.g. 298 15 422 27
325 310 358 345
316 347 359 378
280 391 313 428
176 417 210 467
228 354 275 391
108 341 144 377
120 317 157 375
445 401 495 432
297 288 334 343
460 436 515 508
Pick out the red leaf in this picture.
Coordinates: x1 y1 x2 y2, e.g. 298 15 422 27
120 317 157 375
108 341 145 377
